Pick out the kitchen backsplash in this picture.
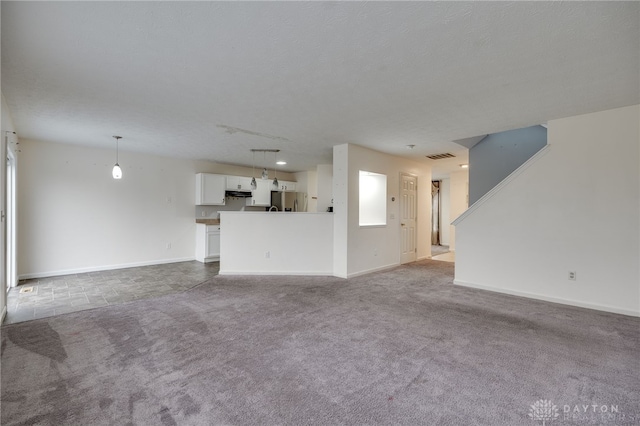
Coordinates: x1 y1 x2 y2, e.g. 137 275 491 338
195 196 265 218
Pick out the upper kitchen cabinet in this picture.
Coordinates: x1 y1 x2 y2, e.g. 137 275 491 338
226 176 253 191
278 181 296 192
246 179 271 206
196 173 226 205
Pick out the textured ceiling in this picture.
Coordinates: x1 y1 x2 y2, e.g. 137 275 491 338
2 2 638 175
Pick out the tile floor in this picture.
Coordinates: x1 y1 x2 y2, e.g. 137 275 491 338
431 251 455 262
4 261 219 325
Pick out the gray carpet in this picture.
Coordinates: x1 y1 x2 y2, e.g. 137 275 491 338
2 260 639 425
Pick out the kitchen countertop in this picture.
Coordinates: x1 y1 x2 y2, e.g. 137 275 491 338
195 219 221 225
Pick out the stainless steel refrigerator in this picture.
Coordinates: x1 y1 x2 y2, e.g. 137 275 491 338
271 191 307 212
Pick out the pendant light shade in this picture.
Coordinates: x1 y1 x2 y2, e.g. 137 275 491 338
250 150 257 190
272 151 279 190
112 136 122 180
250 149 280 186
112 164 122 179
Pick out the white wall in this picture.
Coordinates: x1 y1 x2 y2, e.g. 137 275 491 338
439 178 451 246
316 164 333 213
454 105 639 316
333 144 431 278
448 170 468 251
306 170 318 213
293 170 312 212
219 212 333 275
17 139 295 278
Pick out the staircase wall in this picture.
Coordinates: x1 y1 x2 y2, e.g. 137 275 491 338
454 105 639 316
469 125 547 204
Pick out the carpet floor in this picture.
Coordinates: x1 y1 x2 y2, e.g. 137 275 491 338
1 260 638 425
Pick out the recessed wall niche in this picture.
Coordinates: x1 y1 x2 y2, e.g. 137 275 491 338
359 170 387 227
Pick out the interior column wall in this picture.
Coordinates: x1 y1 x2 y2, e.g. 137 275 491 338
449 170 468 251
1 93 17 322
333 144 431 278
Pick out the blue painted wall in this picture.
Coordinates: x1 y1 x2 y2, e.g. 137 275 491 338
469 125 547 205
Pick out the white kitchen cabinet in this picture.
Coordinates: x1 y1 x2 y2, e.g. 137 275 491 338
196 173 226 205
278 181 296 192
195 224 220 262
246 179 272 206
226 176 254 191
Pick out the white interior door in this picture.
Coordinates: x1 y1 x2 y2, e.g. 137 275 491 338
400 173 417 264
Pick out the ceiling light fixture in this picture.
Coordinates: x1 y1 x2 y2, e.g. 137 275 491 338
406 144 416 149
112 136 123 179
250 150 257 190
272 152 279 190
276 161 287 165
460 164 469 169
261 151 268 180
250 148 281 184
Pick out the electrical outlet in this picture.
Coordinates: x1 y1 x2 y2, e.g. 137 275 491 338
390 213 395 220
568 271 576 281
265 251 270 259
374 248 378 256
166 243 171 250
201 211 206 217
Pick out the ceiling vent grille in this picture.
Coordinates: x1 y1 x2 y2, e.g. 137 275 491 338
426 153 455 160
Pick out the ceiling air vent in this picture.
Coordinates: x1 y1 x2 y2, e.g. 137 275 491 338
426 153 455 160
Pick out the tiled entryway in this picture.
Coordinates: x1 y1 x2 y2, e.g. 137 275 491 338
4 261 219 324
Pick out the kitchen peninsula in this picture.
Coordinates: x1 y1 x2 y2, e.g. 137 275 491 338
219 211 333 276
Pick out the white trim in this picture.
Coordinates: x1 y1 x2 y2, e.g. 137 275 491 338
1 305 6 324
219 270 332 277
452 144 551 226
454 279 640 318
18 257 195 280
346 263 398 279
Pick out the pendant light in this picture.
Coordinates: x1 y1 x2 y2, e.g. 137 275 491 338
250 150 257 190
112 136 122 179
272 151 279 190
261 151 268 180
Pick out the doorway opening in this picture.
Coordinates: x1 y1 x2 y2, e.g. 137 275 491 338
431 180 452 261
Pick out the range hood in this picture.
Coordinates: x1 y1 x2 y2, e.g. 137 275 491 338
225 190 252 198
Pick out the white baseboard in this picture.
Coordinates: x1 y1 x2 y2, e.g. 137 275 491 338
346 263 398 279
18 257 196 280
219 270 333 276
220 263 398 279
454 279 640 318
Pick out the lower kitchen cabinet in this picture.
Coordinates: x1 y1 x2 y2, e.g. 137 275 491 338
195 223 220 263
